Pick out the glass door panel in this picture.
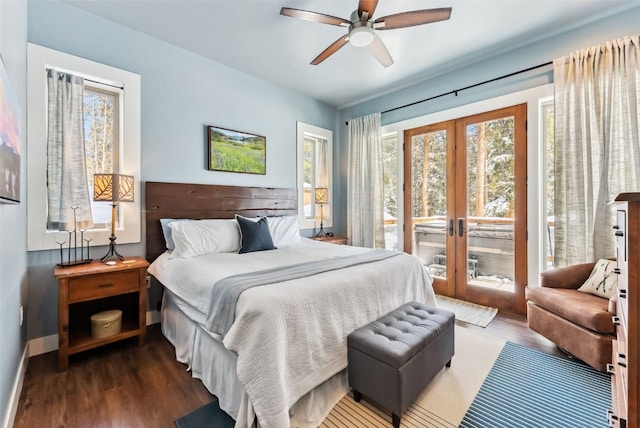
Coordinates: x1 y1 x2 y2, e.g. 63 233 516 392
382 133 399 251
411 130 447 273
404 122 455 297
464 116 515 293
455 104 527 312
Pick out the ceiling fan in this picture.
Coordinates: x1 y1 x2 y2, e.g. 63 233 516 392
280 0 452 67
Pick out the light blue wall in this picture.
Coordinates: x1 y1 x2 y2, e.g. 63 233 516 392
26 0 338 340
4 1 638 421
332 6 640 236
0 0 28 424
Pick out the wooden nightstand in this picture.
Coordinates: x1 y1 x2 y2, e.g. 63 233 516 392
312 236 348 245
54 256 149 371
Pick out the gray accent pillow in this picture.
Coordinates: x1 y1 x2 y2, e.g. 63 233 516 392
236 215 276 254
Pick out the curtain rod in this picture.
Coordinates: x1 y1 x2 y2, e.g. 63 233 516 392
344 60 553 124
47 67 124 90
85 78 124 90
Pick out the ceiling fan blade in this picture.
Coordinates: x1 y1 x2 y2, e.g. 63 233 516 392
311 35 349 65
358 0 379 20
280 7 351 27
374 7 452 30
368 34 393 68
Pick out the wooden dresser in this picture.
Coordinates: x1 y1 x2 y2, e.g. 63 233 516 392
609 193 639 428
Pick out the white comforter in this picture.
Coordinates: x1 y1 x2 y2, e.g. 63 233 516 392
149 239 436 428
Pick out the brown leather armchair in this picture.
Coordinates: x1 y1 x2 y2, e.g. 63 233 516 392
526 262 616 372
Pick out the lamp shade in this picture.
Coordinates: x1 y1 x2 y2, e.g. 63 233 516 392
315 187 328 205
93 174 134 202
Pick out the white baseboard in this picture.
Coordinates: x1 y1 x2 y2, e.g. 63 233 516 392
28 311 161 357
146 310 161 326
3 344 28 428
28 333 57 357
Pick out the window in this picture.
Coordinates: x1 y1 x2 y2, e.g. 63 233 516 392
297 122 332 230
27 43 141 251
382 132 399 250
84 85 120 227
542 99 555 269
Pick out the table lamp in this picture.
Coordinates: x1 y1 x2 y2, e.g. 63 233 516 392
313 187 328 238
93 173 134 262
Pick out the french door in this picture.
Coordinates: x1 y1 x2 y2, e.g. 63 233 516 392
404 104 527 313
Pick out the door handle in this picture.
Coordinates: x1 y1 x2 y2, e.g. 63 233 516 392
458 218 464 237
448 219 454 236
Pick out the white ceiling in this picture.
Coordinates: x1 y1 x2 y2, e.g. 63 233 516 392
64 0 637 108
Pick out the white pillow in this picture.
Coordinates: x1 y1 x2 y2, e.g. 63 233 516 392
169 219 240 258
160 218 191 251
267 215 301 247
577 259 618 299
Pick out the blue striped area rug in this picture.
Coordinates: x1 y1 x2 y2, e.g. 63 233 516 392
460 342 611 428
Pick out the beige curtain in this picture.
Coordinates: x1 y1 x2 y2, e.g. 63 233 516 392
553 34 640 266
347 112 385 248
47 69 94 231
315 137 329 188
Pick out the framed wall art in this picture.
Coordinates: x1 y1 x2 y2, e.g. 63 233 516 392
0 54 21 204
207 125 266 175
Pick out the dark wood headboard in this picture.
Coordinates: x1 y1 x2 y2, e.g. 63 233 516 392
145 181 297 262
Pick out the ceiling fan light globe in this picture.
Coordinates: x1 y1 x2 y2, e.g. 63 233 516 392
349 26 375 47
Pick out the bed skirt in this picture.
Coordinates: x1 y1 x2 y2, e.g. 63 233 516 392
160 290 349 427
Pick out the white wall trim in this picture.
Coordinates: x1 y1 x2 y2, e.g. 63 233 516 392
3 345 28 428
28 311 161 357
28 334 58 357
26 42 141 251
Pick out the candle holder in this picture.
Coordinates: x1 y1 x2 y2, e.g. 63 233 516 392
56 206 94 267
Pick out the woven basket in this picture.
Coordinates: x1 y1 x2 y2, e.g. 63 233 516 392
91 309 122 338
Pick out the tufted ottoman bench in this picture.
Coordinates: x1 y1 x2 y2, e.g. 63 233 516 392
347 301 455 428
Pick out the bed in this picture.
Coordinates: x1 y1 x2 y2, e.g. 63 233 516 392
145 181 436 428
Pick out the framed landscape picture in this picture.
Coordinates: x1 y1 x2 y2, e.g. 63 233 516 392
0 55 21 204
207 125 266 174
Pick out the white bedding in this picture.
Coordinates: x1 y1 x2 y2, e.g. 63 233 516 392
149 238 436 428
150 238 372 318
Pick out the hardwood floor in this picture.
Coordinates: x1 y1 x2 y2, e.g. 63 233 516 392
14 311 569 428
458 309 568 359
14 325 212 428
